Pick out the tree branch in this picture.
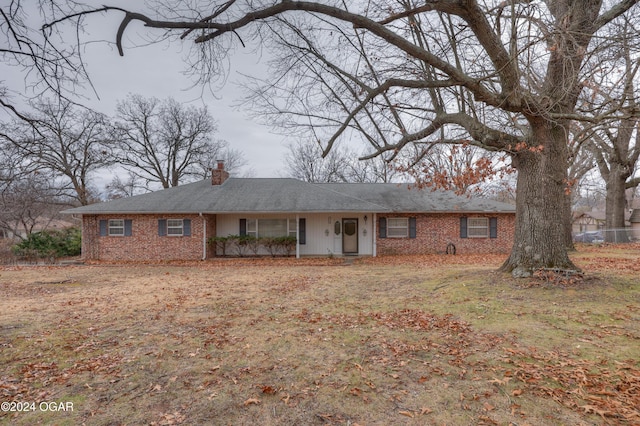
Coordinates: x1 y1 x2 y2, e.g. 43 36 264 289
594 0 639 30
187 1 507 110
626 176 640 189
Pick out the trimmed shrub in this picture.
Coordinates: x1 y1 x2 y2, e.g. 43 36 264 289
261 236 297 257
208 236 231 256
276 236 297 257
261 237 281 257
236 235 258 256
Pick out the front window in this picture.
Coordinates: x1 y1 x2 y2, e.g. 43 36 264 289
167 219 184 236
468 217 489 238
258 219 287 238
247 218 297 238
108 219 125 236
387 217 408 238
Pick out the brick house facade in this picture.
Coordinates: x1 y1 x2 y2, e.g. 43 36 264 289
66 162 516 261
80 212 514 261
376 213 515 255
82 214 209 261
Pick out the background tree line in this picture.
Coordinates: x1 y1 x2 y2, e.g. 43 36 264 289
0 94 245 241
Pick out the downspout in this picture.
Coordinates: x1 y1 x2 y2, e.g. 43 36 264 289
200 213 206 260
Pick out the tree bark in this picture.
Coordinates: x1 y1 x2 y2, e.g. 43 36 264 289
500 119 577 276
563 190 576 251
604 163 631 243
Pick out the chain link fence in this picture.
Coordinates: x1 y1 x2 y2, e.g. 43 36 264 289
573 228 638 244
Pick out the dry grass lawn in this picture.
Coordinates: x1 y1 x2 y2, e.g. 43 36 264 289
0 245 638 425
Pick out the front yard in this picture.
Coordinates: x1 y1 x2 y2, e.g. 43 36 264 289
0 246 638 425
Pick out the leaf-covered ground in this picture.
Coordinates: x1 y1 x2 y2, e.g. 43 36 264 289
0 245 638 425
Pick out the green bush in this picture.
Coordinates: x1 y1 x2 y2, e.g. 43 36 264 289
12 227 81 260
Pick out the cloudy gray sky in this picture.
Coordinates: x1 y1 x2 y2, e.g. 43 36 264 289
4 4 289 179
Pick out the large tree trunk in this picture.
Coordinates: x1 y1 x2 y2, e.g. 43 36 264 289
563 191 576 251
604 164 630 243
500 119 577 277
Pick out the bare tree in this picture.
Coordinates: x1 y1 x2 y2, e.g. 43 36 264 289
345 154 399 183
564 135 597 247
33 1 640 275
194 144 247 180
105 171 147 200
0 140 17 193
0 165 64 241
285 140 351 182
285 140 399 182
1 1 95 119
0 98 112 205
578 21 640 241
588 124 640 239
113 94 242 189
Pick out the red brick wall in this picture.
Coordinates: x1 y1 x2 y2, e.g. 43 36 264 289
82 214 210 261
206 215 217 259
82 212 514 260
376 213 514 255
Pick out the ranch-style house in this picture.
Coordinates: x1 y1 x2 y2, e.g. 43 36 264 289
63 162 516 261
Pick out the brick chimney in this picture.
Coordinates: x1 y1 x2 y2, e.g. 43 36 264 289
211 160 229 185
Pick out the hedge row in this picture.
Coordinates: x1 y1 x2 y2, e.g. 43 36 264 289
208 235 297 257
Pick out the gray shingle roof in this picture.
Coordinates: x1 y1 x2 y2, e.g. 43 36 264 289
319 183 515 213
62 178 515 215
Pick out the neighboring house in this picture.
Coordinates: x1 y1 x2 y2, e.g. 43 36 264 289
572 211 605 234
63 162 516 261
572 207 638 232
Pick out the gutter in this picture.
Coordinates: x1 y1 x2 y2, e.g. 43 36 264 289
199 213 206 261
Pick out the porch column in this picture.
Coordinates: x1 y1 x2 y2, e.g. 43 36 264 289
296 215 300 259
373 213 377 257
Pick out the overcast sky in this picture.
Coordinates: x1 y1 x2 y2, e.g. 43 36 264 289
4 4 290 180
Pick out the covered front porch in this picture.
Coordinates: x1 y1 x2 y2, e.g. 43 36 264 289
210 213 377 258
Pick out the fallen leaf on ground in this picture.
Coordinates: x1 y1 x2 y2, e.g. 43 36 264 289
243 398 261 406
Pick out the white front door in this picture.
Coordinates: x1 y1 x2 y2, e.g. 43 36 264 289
342 218 358 254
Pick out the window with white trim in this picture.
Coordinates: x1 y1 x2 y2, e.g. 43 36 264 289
387 217 409 238
467 217 489 238
108 219 125 236
288 220 297 238
167 219 184 236
246 218 297 238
